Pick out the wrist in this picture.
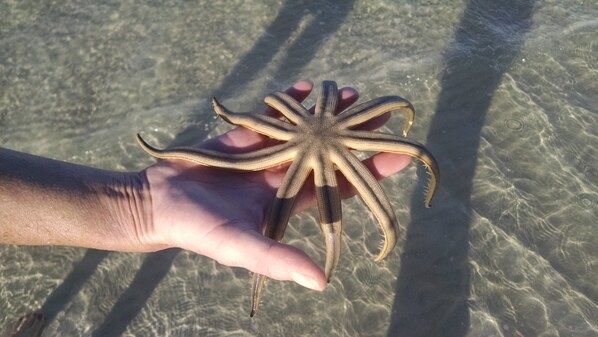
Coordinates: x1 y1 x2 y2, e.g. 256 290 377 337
108 170 164 252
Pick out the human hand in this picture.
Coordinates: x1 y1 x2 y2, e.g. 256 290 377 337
136 80 412 291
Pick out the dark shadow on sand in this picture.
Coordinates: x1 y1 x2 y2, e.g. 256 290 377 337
171 1 355 147
386 1 535 336
91 249 180 337
40 250 109 321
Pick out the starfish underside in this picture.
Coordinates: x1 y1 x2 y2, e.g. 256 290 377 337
136 80 440 317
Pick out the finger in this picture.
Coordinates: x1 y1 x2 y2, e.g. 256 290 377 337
361 151 412 181
337 151 412 198
264 80 314 117
352 111 391 131
285 79 314 100
294 152 412 212
195 223 327 291
201 80 314 152
336 86 359 112
305 86 359 114
336 87 391 131
303 85 388 130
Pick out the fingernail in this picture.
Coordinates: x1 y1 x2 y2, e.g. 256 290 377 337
291 272 323 291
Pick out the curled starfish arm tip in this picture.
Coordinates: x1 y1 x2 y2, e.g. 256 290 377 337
136 133 161 158
250 273 267 317
211 97 233 122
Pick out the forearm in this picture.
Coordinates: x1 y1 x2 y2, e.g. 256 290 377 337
0 147 152 251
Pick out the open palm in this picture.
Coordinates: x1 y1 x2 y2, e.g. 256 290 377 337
140 80 412 290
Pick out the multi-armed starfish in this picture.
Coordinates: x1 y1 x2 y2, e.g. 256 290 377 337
136 81 439 316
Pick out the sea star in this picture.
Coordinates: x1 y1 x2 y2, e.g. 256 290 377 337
136 81 440 316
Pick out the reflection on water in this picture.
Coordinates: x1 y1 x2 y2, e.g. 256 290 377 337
1 1 597 336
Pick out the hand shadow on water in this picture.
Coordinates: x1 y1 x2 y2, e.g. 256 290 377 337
39 250 109 322
386 0 536 336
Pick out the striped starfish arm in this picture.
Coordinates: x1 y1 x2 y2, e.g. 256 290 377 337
313 148 343 281
330 145 399 262
136 134 296 171
250 151 313 317
340 131 439 207
211 98 295 141
263 91 312 125
315 80 339 118
335 96 415 137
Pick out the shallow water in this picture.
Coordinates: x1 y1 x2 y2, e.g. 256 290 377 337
1 1 597 336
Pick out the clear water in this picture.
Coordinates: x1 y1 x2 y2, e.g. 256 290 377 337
1 1 597 336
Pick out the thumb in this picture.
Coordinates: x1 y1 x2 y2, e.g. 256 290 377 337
193 222 327 291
